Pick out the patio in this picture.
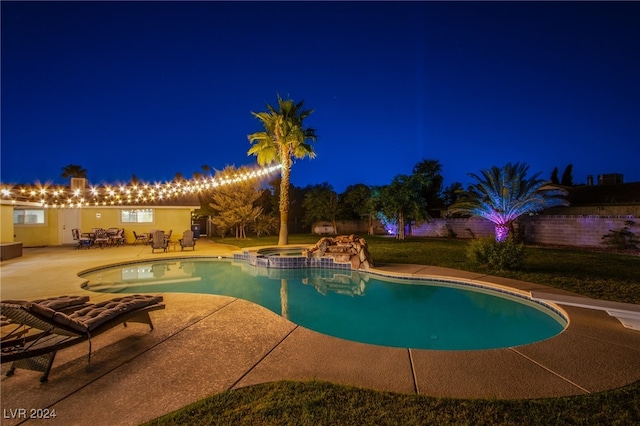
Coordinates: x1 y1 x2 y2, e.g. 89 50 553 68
2 241 640 425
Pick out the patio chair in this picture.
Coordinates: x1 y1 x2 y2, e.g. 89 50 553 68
151 230 168 253
109 228 126 246
93 228 110 248
179 230 196 251
132 231 148 245
1 294 164 382
148 229 158 245
71 229 92 249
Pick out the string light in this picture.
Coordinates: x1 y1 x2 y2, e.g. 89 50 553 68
0 164 282 208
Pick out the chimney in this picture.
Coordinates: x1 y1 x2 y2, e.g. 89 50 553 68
70 178 87 192
587 175 593 186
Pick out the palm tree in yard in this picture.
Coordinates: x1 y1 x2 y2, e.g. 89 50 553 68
449 162 569 242
247 95 317 245
61 164 87 179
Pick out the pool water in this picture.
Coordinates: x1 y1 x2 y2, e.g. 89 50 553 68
256 247 308 257
81 259 567 350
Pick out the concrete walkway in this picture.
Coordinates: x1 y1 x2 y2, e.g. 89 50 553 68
2 240 640 425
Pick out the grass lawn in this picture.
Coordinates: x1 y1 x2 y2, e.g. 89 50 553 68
146 234 640 425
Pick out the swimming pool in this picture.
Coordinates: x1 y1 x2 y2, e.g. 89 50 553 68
80 259 567 350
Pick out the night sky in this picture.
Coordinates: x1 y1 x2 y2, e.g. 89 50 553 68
2 1 639 192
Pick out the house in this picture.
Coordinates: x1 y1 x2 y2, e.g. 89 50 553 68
543 181 640 216
1 178 201 248
1 164 282 250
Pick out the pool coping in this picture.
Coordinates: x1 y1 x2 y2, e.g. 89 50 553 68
2 241 640 425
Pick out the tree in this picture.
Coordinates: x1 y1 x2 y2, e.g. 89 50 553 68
449 162 569 242
561 164 574 186
267 177 306 234
61 164 87 180
208 166 264 238
378 174 428 240
129 174 140 185
412 159 444 216
252 214 279 237
248 95 318 245
200 164 213 178
339 183 372 220
339 184 382 235
550 167 559 184
302 183 339 233
442 182 463 208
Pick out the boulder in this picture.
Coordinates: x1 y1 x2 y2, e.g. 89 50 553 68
307 235 373 270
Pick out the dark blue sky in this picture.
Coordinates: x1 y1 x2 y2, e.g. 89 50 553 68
2 1 639 192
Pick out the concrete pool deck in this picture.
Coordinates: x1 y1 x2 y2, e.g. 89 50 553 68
2 240 640 425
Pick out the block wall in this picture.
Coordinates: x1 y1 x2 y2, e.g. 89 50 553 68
521 215 637 247
409 216 637 248
411 218 495 239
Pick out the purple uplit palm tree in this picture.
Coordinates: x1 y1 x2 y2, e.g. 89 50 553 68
449 162 569 242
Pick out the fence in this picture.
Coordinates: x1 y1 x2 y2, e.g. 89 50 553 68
317 215 637 248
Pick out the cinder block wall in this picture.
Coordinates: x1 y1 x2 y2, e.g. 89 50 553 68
521 215 637 247
409 216 637 248
411 218 495 239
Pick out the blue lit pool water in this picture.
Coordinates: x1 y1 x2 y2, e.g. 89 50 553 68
80 259 566 350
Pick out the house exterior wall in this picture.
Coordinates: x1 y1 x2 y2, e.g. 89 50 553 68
11 206 194 247
13 209 58 247
1 204 15 243
80 207 193 244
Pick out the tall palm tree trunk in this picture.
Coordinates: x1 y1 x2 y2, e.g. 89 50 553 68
278 156 291 245
280 279 289 319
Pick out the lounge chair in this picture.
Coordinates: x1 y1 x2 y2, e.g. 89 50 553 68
1 294 164 382
1 295 91 341
151 230 168 253
179 230 196 251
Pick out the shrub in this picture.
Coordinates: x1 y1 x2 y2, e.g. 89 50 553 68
467 236 526 271
601 221 639 251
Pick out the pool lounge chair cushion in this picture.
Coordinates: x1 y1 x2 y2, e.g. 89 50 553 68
19 295 164 333
2 295 90 314
1 295 91 336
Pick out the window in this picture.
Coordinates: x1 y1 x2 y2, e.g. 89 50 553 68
121 209 154 223
14 209 46 225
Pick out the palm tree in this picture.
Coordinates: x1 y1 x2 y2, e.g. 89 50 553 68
449 162 569 242
247 95 317 245
61 164 87 179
